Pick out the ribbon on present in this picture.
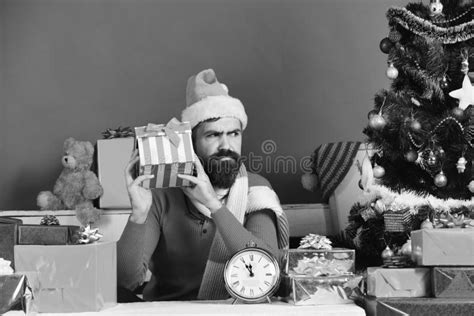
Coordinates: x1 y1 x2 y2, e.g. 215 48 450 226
102 126 135 139
299 234 333 250
77 225 103 244
434 211 474 229
0 258 14 275
145 118 183 147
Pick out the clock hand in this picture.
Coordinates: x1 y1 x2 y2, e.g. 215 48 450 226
245 263 254 277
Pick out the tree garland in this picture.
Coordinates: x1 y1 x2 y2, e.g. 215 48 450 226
387 7 474 44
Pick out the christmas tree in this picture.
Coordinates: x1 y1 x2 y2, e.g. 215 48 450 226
345 0 474 269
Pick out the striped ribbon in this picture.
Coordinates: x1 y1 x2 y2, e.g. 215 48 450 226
312 141 362 202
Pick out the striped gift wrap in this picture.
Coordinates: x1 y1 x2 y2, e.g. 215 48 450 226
135 121 195 188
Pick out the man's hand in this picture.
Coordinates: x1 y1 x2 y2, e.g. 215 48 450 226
125 150 154 224
177 154 222 214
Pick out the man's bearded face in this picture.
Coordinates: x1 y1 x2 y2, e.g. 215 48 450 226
201 149 241 189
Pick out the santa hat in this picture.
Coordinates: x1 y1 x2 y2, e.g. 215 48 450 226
181 69 248 130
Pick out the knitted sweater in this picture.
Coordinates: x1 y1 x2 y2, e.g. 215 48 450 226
117 172 282 301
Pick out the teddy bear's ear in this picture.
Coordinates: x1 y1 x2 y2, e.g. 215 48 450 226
64 137 76 150
84 141 94 156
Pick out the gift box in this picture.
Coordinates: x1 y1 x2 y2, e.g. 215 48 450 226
17 224 80 245
14 241 117 312
411 228 474 266
96 137 135 209
383 209 413 232
376 297 474 316
0 217 22 269
432 267 474 298
0 274 34 314
285 274 356 305
285 248 355 277
135 118 195 189
367 267 431 298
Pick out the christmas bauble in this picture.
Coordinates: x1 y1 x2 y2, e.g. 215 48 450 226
405 150 418 162
367 110 378 119
420 218 434 230
440 76 449 89
437 148 446 159
451 107 465 121
373 165 385 178
388 30 402 43
427 152 437 166
434 171 447 187
410 119 421 132
369 114 387 130
468 180 474 193
381 246 394 259
379 38 393 54
386 64 399 79
401 239 412 257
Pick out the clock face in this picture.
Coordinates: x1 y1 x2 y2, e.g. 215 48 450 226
224 248 280 302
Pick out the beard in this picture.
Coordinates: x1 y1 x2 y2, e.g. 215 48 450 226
201 149 242 189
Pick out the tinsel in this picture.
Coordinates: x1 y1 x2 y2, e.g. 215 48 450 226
39 215 60 226
387 7 474 44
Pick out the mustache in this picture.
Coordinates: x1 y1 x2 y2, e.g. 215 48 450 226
208 149 241 161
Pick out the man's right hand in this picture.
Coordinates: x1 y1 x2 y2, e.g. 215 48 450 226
125 150 154 224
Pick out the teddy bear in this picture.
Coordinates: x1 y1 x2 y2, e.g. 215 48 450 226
37 137 103 226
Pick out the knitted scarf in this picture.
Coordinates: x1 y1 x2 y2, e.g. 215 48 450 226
195 165 290 300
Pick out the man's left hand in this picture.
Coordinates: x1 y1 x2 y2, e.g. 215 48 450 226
177 154 222 214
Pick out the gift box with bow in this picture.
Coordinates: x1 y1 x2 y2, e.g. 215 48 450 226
367 267 431 298
135 118 195 188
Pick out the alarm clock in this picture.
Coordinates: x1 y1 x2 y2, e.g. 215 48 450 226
223 242 281 303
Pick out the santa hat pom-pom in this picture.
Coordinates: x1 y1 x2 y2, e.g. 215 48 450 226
301 173 319 191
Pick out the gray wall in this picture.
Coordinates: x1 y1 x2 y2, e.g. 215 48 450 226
1 0 408 210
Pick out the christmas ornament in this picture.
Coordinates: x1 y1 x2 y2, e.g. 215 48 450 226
449 74 474 110
379 37 393 54
468 180 474 193
427 151 437 166
410 119 421 132
386 63 399 80
405 150 418 162
440 76 449 89
369 114 387 130
434 171 447 187
367 109 378 119
437 148 445 159
411 98 421 106
373 164 385 178
420 218 434 229
381 246 394 259
451 107 465 121
400 239 412 257
429 0 443 16
388 30 402 43
456 156 467 173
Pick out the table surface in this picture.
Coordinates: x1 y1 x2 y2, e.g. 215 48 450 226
5 299 366 316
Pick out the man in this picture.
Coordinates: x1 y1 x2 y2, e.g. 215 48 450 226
117 69 289 301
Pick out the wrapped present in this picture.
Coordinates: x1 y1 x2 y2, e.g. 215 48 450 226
96 137 135 209
135 118 195 189
367 267 431 298
17 224 80 245
376 297 474 316
14 241 117 312
285 248 355 277
432 267 474 298
411 228 474 266
284 274 359 305
383 208 413 232
0 274 35 315
0 217 22 269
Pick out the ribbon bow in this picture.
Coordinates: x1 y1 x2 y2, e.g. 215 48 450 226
78 225 104 244
146 118 182 147
298 233 333 250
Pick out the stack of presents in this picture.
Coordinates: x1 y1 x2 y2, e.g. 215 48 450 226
0 118 196 313
365 224 474 315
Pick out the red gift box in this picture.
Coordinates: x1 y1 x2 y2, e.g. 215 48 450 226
135 118 195 189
